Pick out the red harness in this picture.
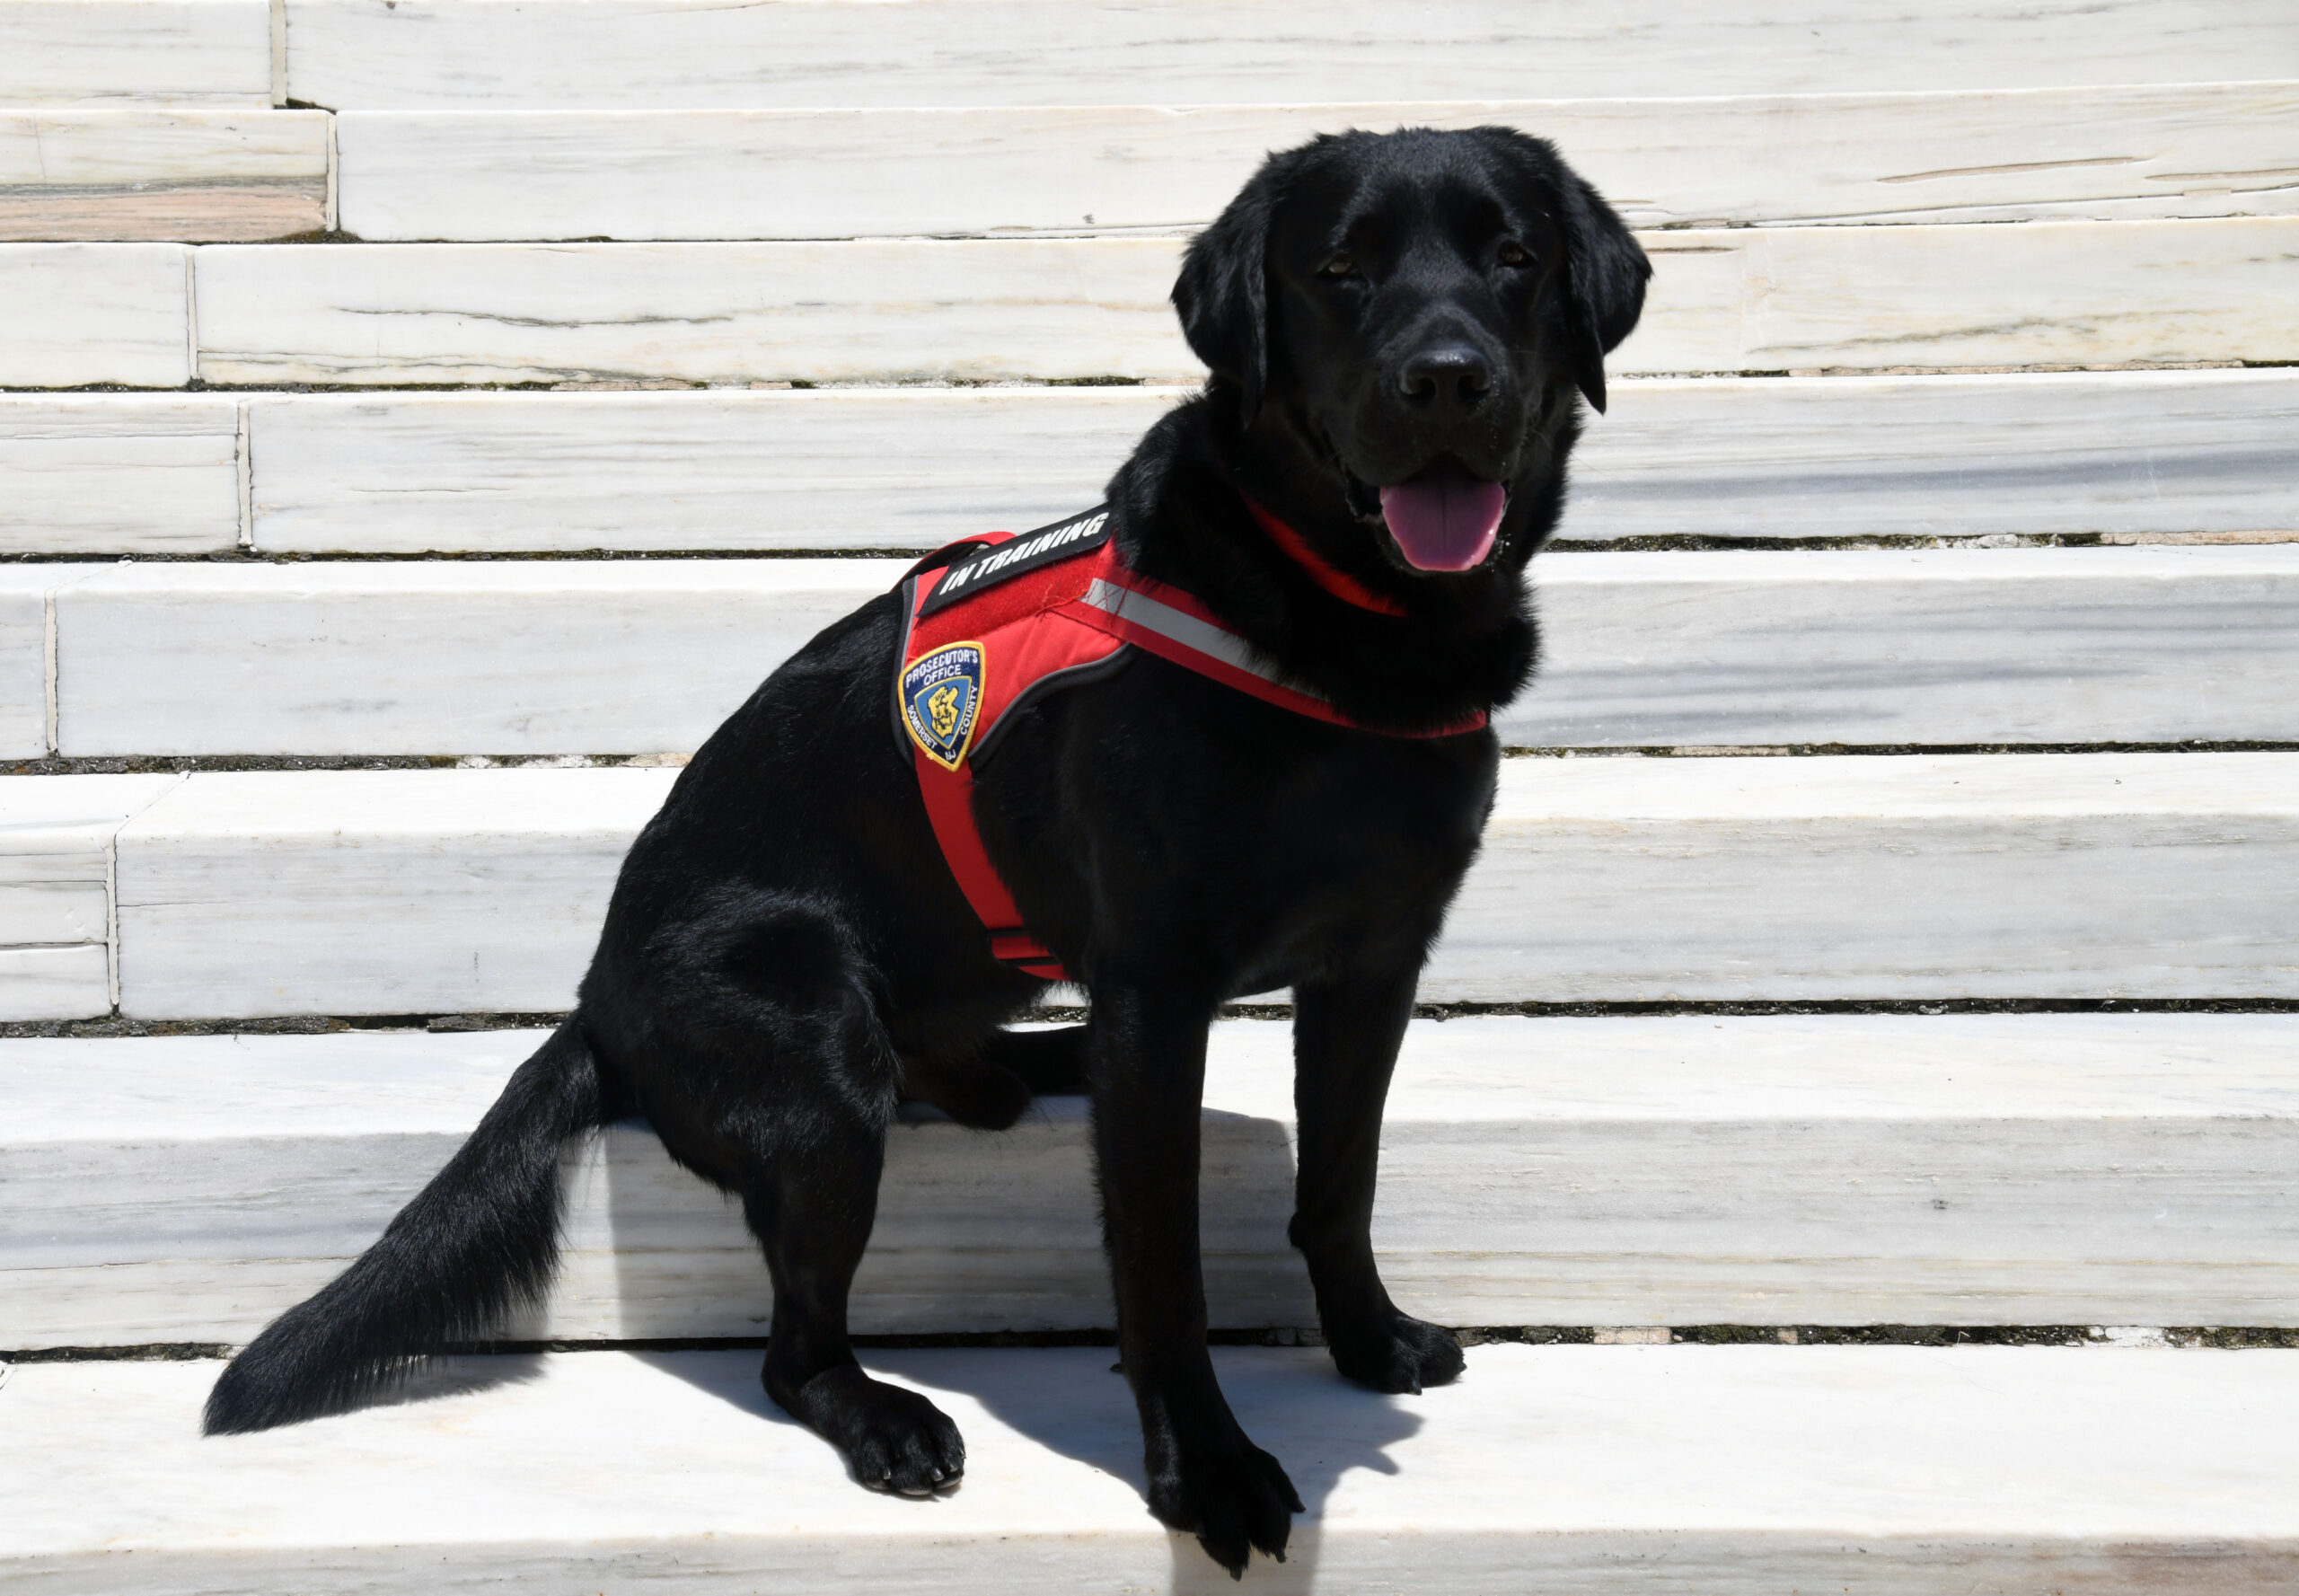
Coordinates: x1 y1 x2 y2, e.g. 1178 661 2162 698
893 504 1485 981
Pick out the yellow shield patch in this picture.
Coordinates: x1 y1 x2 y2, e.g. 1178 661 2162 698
901 643 986 772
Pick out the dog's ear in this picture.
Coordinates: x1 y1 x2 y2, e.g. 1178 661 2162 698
1478 129 1651 414
1173 165 1277 424
1553 172 1650 415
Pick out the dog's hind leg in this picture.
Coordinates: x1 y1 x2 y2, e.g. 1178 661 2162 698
742 1128 965 1496
617 894 965 1496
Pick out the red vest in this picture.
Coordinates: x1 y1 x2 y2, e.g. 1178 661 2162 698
893 505 1484 981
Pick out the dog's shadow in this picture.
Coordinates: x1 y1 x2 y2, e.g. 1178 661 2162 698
605 1092 1424 1590
630 1342 1423 1594
886 1343 1423 1595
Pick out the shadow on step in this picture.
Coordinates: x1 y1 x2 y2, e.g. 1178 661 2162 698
618 1344 1423 1595
587 1095 1407 1586
583 1096 1317 1341
895 1345 1425 1596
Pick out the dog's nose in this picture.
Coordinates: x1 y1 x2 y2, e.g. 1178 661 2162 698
1396 343 1494 415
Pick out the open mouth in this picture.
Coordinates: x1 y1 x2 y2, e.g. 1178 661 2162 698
1349 461 1507 572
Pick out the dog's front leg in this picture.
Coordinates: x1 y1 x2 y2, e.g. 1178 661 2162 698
1088 979 1302 1576
1290 969 1467 1394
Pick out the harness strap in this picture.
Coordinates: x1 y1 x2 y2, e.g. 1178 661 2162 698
912 742 1068 980
1061 559 1430 731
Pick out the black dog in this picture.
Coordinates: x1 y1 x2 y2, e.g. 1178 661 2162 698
205 128 1647 1576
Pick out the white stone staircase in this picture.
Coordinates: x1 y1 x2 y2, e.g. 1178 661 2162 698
3 3 2296 1587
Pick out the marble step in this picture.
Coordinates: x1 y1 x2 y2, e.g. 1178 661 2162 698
13 369 2296 557
0 567 57 757
6 1344 2297 1592
7 1013 2299 1349
168 218 2299 387
1 0 272 107
332 84 2299 242
0 242 190 388
0 753 2278 1021
16 221 2271 390
29 86 2297 248
285 0 2299 109
6 546 2292 758
0 394 242 558
0 110 331 242
0 773 178 1020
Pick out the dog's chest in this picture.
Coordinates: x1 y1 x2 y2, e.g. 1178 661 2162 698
1015 674 1499 982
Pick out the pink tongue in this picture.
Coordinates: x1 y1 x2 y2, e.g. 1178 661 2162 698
1378 467 1506 571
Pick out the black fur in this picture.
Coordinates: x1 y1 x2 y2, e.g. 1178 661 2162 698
204 1020 612 1433
206 128 1647 1576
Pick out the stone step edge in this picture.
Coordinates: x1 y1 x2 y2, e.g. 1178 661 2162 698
13 218 2298 389
0 542 2290 760
11 995 2299 1037
12 1013 2299 1345
10 368 2295 557
5 1345 2297 1592
1 751 2295 1021
18 1324 2299 1361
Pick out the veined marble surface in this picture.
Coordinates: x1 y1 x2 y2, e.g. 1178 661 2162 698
192 237 1195 386
335 84 2299 242
52 556 905 755
229 370 2299 552
112 765 674 1018
1522 544 2299 745
34 546 2299 754
284 0 2299 107
1442 752 2299 1001
7 1014 2298 1344
11 372 2289 557
0 754 2291 1022
0 567 69 757
77 754 2299 1018
0 110 330 242
0 394 241 555
4 1345 2297 1592
184 217 2299 385
1 0 271 107
244 384 1172 554
0 774 179 1020
1564 368 2299 541
0 242 189 387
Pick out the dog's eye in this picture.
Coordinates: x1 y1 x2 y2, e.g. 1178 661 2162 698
1317 254 1359 279
1497 240 1534 268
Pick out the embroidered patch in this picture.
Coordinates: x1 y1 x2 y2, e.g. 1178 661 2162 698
901 642 986 772
918 506 1112 616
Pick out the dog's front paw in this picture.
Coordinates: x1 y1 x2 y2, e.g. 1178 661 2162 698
771 1363 965 1496
1327 1311 1465 1396
1148 1426 1303 1579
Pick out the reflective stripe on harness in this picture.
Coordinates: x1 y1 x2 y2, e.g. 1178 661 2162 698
894 505 1487 983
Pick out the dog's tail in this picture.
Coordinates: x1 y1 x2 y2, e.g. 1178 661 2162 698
204 1018 612 1434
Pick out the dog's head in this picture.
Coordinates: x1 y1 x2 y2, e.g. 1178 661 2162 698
1175 128 1648 575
